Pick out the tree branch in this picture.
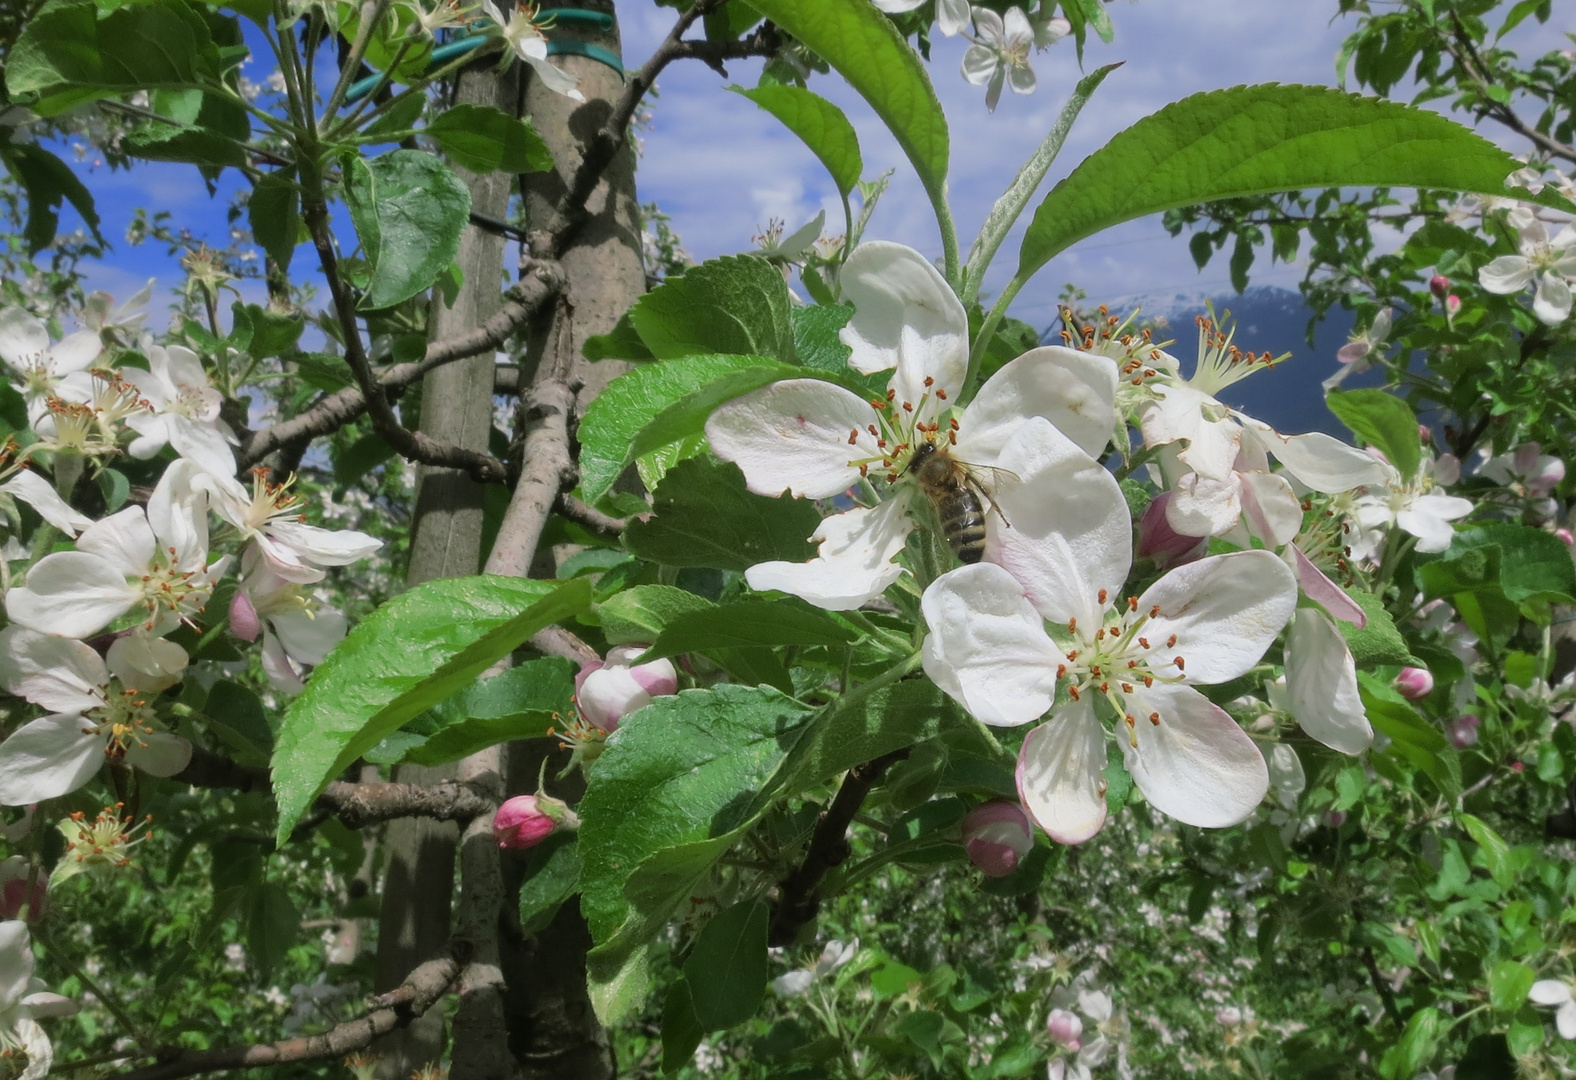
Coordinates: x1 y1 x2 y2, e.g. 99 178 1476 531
1443 20 1576 167
767 750 909 947
556 493 627 537
112 948 465 1080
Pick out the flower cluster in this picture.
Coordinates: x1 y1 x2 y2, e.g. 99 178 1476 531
708 243 1479 847
0 302 381 806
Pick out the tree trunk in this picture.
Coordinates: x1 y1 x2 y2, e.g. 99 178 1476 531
373 60 520 1080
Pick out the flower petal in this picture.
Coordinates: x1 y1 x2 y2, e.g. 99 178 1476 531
123 732 192 777
1140 385 1240 482
1560 999 1576 1041
1124 683 1268 828
1535 273 1571 325
1137 550 1298 684
1016 704 1108 844
1289 545 1365 625
1238 471 1303 546
1478 254 1534 294
0 309 48 368
1532 979 1573 1006
746 496 914 611
1285 608 1372 755
271 605 348 666
0 715 103 805
987 418 1131 628
525 54 584 102
267 520 382 568
706 379 875 499
1165 472 1241 539
106 633 189 693
6 552 137 639
0 471 91 536
1396 507 1459 553
920 563 1062 726
958 346 1117 463
1247 424 1391 493
838 242 967 406
961 44 998 86
0 628 105 713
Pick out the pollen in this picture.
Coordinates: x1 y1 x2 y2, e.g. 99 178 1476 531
935 388 947 400
847 430 859 445
1138 637 1150 650
1127 596 1138 612
1167 634 1177 648
1068 685 1081 700
1174 656 1186 671
1149 712 1160 726
1097 588 1108 604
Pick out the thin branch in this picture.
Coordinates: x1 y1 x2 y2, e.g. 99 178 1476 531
300 196 509 483
529 624 599 666
112 948 464 1080
768 749 910 947
1443 19 1576 167
556 493 627 537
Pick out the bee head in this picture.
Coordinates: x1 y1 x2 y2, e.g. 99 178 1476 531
905 440 936 475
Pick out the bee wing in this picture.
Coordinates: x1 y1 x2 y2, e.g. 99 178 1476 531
953 461 1021 488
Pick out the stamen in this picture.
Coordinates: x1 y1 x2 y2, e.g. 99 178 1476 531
1098 588 1108 604
1068 685 1081 700
1167 634 1177 648
1127 596 1138 612
1174 656 1186 671
1149 712 1160 726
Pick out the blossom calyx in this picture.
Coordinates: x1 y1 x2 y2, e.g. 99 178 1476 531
961 800 1034 877
492 793 579 851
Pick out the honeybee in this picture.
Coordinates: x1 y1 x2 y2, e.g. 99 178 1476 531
905 440 1012 565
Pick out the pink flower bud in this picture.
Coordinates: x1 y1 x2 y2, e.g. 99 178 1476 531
1447 715 1481 749
961 801 1034 878
1215 1006 1245 1027
1419 424 1433 446
1511 760 1525 773
1445 294 1461 318
1137 493 1207 570
492 794 578 851
574 645 679 733
0 857 45 921
229 588 262 642
1323 810 1348 829
1046 1008 1083 1049
1394 667 1435 700
1430 273 1451 299
1556 528 1574 547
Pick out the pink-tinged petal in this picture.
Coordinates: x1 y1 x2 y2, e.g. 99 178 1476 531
1238 471 1302 547
1124 683 1268 828
6 552 138 639
47 331 102 375
0 471 91 536
0 715 104 805
1289 545 1365 626
629 657 679 697
230 588 262 642
958 347 1118 463
0 628 105 713
1478 254 1534 295
123 732 191 777
1250 426 1390 493
706 379 875 500
1165 472 1242 539
1137 492 1208 567
745 497 914 611
75 507 156 580
1016 703 1109 845
987 418 1131 628
1285 609 1371 755
578 664 652 732
1137 550 1297 684
920 563 1062 727
962 802 1034 877
838 242 967 405
1335 341 1370 366
0 309 48 367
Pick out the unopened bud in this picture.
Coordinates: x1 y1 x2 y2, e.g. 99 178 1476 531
1447 715 1481 749
229 587 262 642
492 794 579 851
961 800 1034 878
1046 1007 1083 1049
1430 273 1450 299
1419 424 1433 446
1445 294 1461 319
575 645 679 733
1137 492 1207 570
1394 667 1435 700
0 856 45 921
1556 527 1574 547
1323 810 1348 829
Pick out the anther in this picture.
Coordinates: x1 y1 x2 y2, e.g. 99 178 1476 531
923 376 934 387
1142 675 1153 687
902 401 913 413
1128 596 1138 612
1056 664 1066 679
1148 712 1160 726
1138 637 1150 650
1121 683 1134 693
1166 634 1177 648
935 388 947 400
1068 685 1081 700
1068 617 1077 633
848 430 859 445
1174 656 1185 671
1097 588 1108 604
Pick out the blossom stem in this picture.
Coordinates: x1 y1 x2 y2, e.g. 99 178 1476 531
322 0 390 121
935 198 962 290
962 274 1026 403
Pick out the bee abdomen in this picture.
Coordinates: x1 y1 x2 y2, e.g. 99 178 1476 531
938 487 987 564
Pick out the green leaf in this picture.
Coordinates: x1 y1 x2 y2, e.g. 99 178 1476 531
203 680 274 766
249 170 300 272
1460 813 1514 888
731 83 861 196
1017 84 1530 289
1379 1007 1444 1080
1326 389 1421 479
682 900 769 1030
598 585 715 645
743 0 948 210
426 104 553 174
271 577 590 841
645 599 856 660
517 831 581 935
1337 590 1420 668
1 143 102 254
630 255 796 364
582 310 655 363
403 657 576 765
963 63 1120 299
577 353 800 507
661 979 705 1074
7 0 222 98
343 149 472 310
1358 674 1461 797
244 883 299 977
791 304 857 378
1489 959 1536 1013
623 457 820 571
1451 524 1576 604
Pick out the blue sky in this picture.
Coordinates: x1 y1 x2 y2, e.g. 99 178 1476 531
51 0 1571 354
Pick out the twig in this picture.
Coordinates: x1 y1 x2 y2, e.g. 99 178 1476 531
1443 19 1576 167
111 948 464 1080
556 493 627 537
529 624 600 665
768 750 910 947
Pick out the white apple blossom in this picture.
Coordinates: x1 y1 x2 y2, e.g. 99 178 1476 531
772 938 857 997
706 242 1116 611
1324 307 1392 390
0 921 76 1080
921 419 1297 843
81 280 154 345
481 1 583 101
0 445 91 537
5 464 225 639
228 549 349 695
0 628 192 804
0 308 101 415
121 342 236 478
963 7 1037 113
1531 977 1576 1040
1349 452 1473 559
872 0 969 35
1478 214 1576 325
1476 440 1565 497
190 466 381 584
